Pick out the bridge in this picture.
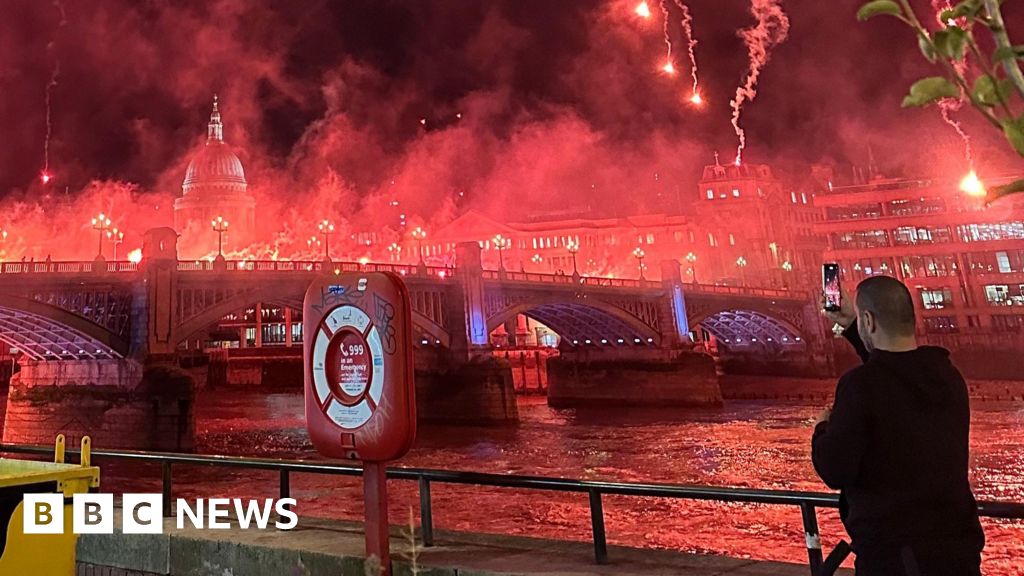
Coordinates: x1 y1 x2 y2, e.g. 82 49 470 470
0 228 826 449
0 230 817 361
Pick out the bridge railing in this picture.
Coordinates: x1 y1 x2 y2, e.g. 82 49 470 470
0 261 139 274
1 442 1020 574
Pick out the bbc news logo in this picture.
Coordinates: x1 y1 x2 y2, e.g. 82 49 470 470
24 494 298 534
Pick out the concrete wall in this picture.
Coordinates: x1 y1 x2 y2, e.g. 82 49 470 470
547 349 722 408
3 360 194 451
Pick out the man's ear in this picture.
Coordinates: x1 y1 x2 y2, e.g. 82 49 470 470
862 310 876 333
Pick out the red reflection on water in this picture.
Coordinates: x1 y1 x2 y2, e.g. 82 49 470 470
102 391 1024 574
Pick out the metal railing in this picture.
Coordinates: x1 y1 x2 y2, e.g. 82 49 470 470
1 443 1020 575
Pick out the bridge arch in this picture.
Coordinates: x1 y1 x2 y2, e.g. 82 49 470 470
487 298 661 347
0 295 127 360
689 308 804 349
175 291 451 349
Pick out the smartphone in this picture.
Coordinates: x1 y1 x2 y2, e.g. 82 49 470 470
823 263 842 312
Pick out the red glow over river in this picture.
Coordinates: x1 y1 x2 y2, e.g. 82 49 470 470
104 389 1024 574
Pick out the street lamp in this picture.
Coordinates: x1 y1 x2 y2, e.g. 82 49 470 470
318 220 335 261
387 242 402 262
566 239 580 276
685 251 698 284
633 247 646 280
107 228 125 260
211 216 229 257
492 234 511 271
531 253 543 267
736 256 748 285
411 227 427 264
91 213 111 259
307 236 320 252
781 260 793 289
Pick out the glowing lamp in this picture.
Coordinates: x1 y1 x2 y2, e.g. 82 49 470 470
127 249 143 264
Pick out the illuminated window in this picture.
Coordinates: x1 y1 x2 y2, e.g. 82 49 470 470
732 188 740 197
920 288 954 310
673 231 683 242
646 233 655 244
706 189 714 200
728 234 736 246
801 193 808 204
997 251 1012 273
791 191 798 204
708 233 718 247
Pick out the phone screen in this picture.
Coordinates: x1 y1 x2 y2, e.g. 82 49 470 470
823 263 841 311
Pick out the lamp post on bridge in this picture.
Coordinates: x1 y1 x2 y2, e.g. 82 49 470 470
91 213 111 261
411 227 427 265
685 251 698 284
531 253 543 270
492 234 511 273
567 239 580 281
318 220 335 262
107 228 125 261
633 247 646 281
387 242 402 262
211 216 229 258
781 260 793 289
736 256 748 286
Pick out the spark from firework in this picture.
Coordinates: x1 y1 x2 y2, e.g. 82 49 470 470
635 1 651 18
658 0 676 74
672 0 701 104
41 0 67 185
729 0 790 165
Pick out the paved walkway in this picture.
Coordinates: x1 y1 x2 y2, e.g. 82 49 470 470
77 513 851 576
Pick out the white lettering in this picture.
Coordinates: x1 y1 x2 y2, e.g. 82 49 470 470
274 499 298 530
176 498 204 529
233 499 273 530
207 498 231 529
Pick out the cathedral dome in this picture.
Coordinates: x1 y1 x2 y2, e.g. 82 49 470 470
181 96 247 196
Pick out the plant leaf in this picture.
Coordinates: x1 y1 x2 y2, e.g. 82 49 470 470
990 179 1024 203
992 45 1024 63
902 77 960 107
1001 116 1024 156
933 27 967 60
856 0 902 21
949 0 983 19
918 35 937 63
973 76 1003 106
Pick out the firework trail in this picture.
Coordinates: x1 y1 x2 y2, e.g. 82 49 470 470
41 0 67 184
658 0 675 74
672 0 701 102
729 0 790 165
930 0 974 167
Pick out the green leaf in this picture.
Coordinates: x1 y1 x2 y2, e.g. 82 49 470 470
933 27 967 60
990 179 1024 203
992 45 1024 63
918 35 937 63
902 77 960 107
856 0 902 21
972 76 1012 106
1001 116 1024 156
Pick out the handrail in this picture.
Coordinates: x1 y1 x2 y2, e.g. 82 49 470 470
1 442 1020 574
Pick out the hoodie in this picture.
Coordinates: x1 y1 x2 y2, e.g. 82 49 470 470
812 323 984 567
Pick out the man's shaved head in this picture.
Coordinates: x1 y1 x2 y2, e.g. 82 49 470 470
855 276 916 337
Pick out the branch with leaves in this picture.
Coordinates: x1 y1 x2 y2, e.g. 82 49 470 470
858 0 1024 201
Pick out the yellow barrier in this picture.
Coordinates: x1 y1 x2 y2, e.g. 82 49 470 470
0 435 100 576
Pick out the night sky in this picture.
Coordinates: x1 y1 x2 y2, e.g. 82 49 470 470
1 0 1021 217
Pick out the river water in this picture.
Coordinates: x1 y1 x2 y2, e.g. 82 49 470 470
107 388 1023 574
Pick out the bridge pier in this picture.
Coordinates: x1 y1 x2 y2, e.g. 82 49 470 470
2 358 194 450
546 348 722 408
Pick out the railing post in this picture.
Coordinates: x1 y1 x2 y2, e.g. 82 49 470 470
280 469 290 500
419 477 434 547
800 502 824 575
162 462 172 517
588 489 608 565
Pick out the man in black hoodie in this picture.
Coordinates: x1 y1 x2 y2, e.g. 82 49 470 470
812 276 984 575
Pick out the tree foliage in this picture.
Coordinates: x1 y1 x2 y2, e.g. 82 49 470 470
859 0 1024 201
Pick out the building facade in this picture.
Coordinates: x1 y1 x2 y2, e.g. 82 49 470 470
814 176 1024 336
173 96 256 243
